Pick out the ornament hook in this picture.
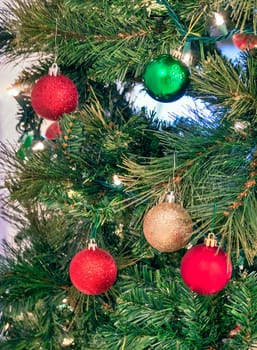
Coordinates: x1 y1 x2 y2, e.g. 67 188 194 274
48 62 60 76
54 18 58 63
204 233 217 247
48 18 59 77
211 202 217 233
165 191 175 203
88 238 97 250
166 151 177 203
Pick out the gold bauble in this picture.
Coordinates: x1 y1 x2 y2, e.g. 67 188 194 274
143 202 193 252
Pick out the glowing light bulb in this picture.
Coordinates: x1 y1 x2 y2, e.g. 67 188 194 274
31 140 45 152
211 12 228 36
234 121 248 131
67 189 76 199
214 12 225 26
181 41 192 66
62 337 74 347
181 52 192 66
7 85 20 97
113 174 122 186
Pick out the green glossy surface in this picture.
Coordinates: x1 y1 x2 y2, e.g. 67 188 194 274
142 54 190 103
23 135 34 148
16 135 34 160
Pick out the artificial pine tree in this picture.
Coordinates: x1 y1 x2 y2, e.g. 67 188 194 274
0 0 257 349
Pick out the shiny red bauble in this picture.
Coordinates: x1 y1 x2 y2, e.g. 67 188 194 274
69 247 117 295
45 121 62 140
232 33 257 51
180 244 232 295
31 74 78 121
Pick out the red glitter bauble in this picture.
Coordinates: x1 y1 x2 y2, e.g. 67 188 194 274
232 33 257 51
180 244 232 295
31 74 78 121
45 121 61 139
69 247 117 295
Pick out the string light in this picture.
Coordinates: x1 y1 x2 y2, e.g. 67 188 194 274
7 84 20 97
6 83 31 97
31 140 46 152
61 337 74 347
181 42 192 66
213 12 228 35
115 223 124 239
234 121 249 131
214 12 225 26
113 174 122 186
67 189 77 199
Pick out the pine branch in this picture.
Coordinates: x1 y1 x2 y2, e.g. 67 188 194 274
1 1 257 348
191 51 257 123
0 302 75 350
92 265 232 349
1 0 255 84
224 272 257 349
222 0 257 33
119 118 257 261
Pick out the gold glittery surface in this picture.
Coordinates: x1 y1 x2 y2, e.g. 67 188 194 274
143 202 193 252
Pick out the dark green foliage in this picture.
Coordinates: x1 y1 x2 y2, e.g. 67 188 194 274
0 0 257 349
91 267 257 350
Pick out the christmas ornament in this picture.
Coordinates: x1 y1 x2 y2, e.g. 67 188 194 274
232 33 257 51
143 194 193 252
180 234 232 295
31 63 78 121
142 54 190 103
45 121 61 139
229 325 241 338
69 239 117 295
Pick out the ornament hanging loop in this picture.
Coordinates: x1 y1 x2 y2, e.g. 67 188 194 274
54 18 58 63
205 203 218 247
165 191 175 203
211 202 217 233
48 62 60 76
88 215 100 244
88 238 97 251
48 18 60 77
166 151 177 203
204 233 217 247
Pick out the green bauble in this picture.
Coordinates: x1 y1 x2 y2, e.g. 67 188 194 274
142 54 190 102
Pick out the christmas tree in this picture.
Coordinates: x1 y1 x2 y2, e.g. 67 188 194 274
0 0 257 349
